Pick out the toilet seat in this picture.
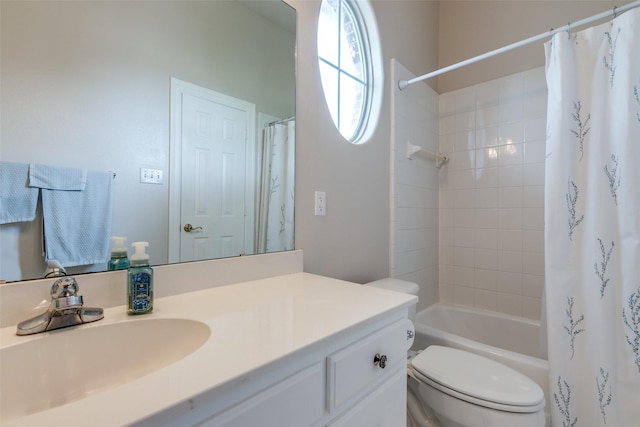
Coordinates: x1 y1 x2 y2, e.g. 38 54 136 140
410 345 545 413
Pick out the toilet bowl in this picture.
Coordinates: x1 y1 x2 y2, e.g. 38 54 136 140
365 279 545 427
410 345 545 427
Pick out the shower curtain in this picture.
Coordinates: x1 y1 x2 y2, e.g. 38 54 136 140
255 119 295 254
544 7 640 427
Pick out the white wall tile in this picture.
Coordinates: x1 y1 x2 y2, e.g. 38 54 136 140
475 288 498 311
499 122 524 144
498 165 523 187
476 106 499 129
475 188 498 209
439 67 548 320
523 207 544 230
523 230 544 253
524 185 545 208
454 285 476 306
524 139 547 164
523 163 545 186
475 228 498 249
475 167 498 188
497 271 523 294
453 267 475 287
475 208 499 229
498 229 523 251
524 117 547 141
475 268 498 291
476 148 499 169
498 143 524 165
499 100 524 125
498 250 523 273
497 292 523 316
523 252 544 276
475 249 498 270
523 274 544 298
498 208 523 229
522 296 542 320
476 80 499 108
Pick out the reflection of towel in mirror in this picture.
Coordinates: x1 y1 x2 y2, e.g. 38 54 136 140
41 170 113 267
29 163 87 191
0 161 39 224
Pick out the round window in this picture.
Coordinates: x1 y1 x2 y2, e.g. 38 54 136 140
317 0 382 144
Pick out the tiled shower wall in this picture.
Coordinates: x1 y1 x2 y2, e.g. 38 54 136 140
438 67 548 320
391 59 440 312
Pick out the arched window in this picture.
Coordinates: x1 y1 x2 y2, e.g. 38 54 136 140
317 0 381 144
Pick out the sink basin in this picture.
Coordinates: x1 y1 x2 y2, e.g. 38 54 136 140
0 318 210 422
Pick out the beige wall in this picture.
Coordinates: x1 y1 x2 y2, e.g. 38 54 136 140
438 0 630 93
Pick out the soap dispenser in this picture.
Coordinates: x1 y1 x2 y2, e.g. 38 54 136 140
108 236 130 271
128 241 153 315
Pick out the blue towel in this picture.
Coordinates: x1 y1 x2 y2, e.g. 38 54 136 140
29 163 87 190
0 161 39 224
41 170 114 267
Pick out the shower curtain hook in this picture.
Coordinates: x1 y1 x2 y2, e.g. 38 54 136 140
567 22 572 39
613 5 618 18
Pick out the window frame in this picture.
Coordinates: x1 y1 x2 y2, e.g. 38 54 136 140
317 0 378 144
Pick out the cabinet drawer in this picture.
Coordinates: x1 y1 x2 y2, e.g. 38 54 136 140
327 319 407 411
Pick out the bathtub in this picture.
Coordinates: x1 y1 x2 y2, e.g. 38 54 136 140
412 303 550 425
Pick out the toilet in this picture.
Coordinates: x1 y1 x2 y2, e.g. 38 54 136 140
366 279 545 427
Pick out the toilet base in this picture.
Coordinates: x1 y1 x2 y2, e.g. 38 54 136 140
407 378 440 427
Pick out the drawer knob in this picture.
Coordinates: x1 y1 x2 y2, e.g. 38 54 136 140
373 353 387 369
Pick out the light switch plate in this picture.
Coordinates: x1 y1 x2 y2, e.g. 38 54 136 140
140 168 163 184
315 191 326 216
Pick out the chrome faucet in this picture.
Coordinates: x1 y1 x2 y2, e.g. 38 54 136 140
16 276 104 336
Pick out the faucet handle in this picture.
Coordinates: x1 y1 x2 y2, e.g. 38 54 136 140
50 277 83 310
51 277 79 298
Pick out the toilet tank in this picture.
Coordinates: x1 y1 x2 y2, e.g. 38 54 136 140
366 278 419 321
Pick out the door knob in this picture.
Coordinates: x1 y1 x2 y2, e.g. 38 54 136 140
183 224 203 232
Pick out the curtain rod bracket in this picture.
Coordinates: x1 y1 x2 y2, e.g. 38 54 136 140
406 141 449 168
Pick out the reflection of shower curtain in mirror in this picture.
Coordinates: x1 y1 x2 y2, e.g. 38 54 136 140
256 119 295 253
544 7 640 426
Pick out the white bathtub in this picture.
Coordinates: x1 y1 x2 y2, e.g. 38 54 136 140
412 303 550 425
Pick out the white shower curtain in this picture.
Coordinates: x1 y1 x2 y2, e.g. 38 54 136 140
255 119 295 254
544 8 640 427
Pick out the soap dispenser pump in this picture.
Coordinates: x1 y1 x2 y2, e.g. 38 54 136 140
127 241 153 315
108 236 130 271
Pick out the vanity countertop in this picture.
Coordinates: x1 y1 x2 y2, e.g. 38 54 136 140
0 272 416 427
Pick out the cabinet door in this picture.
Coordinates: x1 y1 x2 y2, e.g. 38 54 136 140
327 367 407 427
199 362 324 427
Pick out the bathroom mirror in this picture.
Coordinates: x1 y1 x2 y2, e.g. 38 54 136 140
0 0 296 282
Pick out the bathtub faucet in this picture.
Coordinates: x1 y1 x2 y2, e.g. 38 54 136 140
16 276 104 336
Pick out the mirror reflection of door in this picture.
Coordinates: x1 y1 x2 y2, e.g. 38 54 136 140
169 79 256 263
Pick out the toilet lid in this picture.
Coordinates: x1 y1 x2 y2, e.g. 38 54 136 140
411 346 544 409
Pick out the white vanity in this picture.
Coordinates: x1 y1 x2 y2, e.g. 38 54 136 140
0 258 416 427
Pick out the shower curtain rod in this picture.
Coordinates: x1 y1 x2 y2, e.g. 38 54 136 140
265 116 295 127
398 0 640 90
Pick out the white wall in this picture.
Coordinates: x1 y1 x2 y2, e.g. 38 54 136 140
439 67 547 319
